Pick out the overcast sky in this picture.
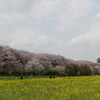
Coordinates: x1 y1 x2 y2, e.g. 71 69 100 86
0 0 100 62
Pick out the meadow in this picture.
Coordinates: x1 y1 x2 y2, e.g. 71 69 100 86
0 76 100 100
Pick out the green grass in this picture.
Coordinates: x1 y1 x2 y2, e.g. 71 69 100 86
0 75 48 80
0 76 100 100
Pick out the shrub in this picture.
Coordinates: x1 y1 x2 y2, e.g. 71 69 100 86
43 70 59 78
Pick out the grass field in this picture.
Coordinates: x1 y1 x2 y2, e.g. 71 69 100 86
0 76 100 100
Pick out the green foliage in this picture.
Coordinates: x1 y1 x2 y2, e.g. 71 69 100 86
43 70 59 76
17 67 26 75
97 58 100 63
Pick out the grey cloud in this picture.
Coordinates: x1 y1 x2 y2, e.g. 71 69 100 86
67 17 100 61
0 0 99 62
0 0 34 13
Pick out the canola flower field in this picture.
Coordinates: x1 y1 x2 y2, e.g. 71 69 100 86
0 76 100 100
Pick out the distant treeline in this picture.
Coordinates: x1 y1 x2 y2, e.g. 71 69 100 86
0 45 100 76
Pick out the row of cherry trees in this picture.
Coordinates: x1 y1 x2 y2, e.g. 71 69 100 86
0 45 100 76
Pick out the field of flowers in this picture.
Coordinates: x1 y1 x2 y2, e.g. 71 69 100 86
0 76 100 100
